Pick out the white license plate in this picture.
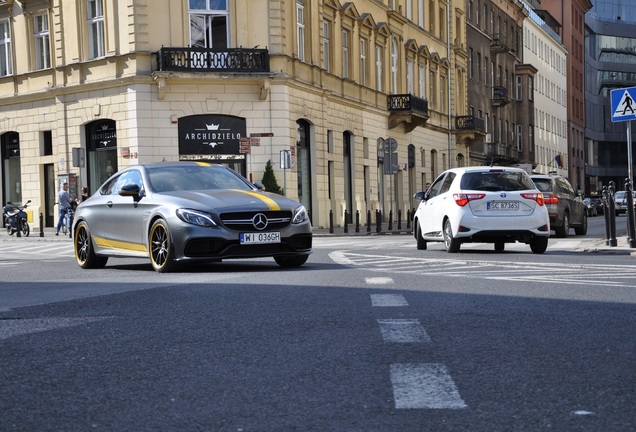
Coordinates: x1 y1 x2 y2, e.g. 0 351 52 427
240 232 281 244
487 201 519 210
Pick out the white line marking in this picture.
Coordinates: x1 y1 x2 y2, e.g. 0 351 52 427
370 294 408 307
365 277 394 285
378 319 431 343
0 316 114 340
391 363 467 409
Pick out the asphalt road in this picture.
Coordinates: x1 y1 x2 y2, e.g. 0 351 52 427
1 216 635 431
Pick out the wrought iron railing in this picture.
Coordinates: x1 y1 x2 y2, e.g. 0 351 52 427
156 47 270 73
455 115 486 132
387 94 429 116
492 86 510 105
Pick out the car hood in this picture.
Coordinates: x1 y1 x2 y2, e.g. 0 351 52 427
152 189 302 212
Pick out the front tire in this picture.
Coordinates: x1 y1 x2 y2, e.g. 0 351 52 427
74 221 108 269
574 212 588 235
530 236 549 254
149 219 178 273
555 212 569 238
21 220 29 237
443 219 461 253
274 255 309 267
416 224 427 250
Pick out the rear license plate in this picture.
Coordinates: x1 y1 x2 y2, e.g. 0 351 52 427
240 232 281 244
487 201 519 210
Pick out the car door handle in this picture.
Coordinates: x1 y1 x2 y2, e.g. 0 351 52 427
106 201 113 208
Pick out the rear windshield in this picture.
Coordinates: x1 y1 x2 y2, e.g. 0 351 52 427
460 171 536 192
532 178 553 193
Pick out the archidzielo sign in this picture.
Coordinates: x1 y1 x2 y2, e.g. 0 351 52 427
178 114 246 155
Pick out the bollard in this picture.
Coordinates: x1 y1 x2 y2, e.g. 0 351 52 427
69 211 74 238
406 209 411 229
608 181 617 246
39 212 44 237
388 210 393 231
344 210 349 233
376 210 381 233
602 186 611 245
366 210 371 233
355 210 360 233
329 209 334 234
626 179 636 248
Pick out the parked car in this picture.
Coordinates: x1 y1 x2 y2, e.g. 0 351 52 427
530 174 587 238
612 190 636 215
412 167 550 254
72 162 313 272
583 197 597 217
590 197 604 216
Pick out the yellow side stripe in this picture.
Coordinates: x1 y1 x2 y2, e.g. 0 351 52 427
195 161 211 166
94 236 148 253
235 190 281 211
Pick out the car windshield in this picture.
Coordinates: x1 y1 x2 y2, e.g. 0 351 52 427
147 165 253 192
460 171 535 191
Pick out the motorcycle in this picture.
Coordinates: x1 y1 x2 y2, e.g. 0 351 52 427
3 200 31 237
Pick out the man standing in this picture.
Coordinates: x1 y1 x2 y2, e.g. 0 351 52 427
56 182 72 235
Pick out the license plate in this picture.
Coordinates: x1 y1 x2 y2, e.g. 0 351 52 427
487 201 519 210
240 232 281 244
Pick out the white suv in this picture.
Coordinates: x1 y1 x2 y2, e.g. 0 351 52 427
413 167 550 253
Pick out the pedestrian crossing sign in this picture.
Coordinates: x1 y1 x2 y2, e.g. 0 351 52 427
611 87 636 122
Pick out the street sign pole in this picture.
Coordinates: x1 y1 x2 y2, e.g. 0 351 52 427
628 121 633 185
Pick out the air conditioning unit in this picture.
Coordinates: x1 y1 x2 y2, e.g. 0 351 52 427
485 133 492 143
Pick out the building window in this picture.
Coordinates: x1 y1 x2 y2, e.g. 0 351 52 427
87 0 105 59
322 20 331 72
516 124 523 151
407 59 414 94
515 75 522 100
189 0 229 49
42 130 53 156
34 14 50 70
360 38 368 86
0 19 11 76
529 76 534 101
296 0 305 61
407 0 413 20
429 69 436 108
342 29 350 79
391 37 398 94
440 73 447 113
418 0 424 27
418 64 426 98
376 44 384 92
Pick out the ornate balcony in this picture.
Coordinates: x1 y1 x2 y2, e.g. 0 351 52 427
387 94 429 132
490 33 511 54
492 86 511 107
485 143 519 165
454 115 487 145
156 47 270 73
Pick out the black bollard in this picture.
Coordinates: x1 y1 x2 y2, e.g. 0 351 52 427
376 210 381 233
388 210 393 231
344 210 349 233
602 186 611 245
329 209 334 234
355 210 360 233
39 212 44 237
608 181 617 246
367 210 371 233
406 209 411 229
397 210 402 230
626 179 636 247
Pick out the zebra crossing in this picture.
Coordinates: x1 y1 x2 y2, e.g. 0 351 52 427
0 242 75 260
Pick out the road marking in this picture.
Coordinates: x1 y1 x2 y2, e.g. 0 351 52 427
390 363 467 409
370 294 408 307
0 316 114 340
378 319 431 343
365 277 394 285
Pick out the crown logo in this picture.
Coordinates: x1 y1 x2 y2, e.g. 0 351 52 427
206 124 220 130
101 124 110 131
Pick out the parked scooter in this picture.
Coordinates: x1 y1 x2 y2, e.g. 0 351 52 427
3 200 31 237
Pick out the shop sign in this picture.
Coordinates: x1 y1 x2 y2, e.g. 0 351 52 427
2 132 19 159
88 120 117 151
178 115 246 155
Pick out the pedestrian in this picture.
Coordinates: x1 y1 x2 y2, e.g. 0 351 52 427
56 182 73 235
81 186 89 201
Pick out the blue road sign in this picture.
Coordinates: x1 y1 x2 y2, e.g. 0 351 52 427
611 87 636 122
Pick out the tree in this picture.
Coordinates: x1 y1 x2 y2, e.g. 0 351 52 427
261 160 283 195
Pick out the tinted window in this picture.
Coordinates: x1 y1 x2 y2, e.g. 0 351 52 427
461 170 535 191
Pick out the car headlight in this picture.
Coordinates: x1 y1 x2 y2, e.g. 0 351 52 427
292 205 309 224
176 208 217 227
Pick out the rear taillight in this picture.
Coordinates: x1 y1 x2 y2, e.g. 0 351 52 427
543 193 559 205
521 192 545 206
453 193 486 207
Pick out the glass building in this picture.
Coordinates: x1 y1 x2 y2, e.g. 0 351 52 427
585 0 636 195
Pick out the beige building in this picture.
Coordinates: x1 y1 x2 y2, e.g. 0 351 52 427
0 0 467 230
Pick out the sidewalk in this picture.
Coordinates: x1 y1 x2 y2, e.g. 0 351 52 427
3 224 636 255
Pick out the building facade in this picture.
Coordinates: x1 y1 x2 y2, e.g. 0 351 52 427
585 0 636 195
0 0 468 231
521 1 568 176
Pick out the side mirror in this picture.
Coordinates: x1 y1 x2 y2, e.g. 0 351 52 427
413 191 427 201
119 183 143 200
253 181 266 191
